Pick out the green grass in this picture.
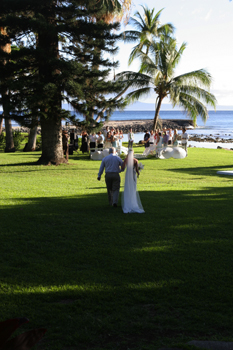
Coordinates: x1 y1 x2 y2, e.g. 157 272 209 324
1 146 233 350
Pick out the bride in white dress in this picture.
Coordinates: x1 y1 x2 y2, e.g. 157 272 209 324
122 150 145 214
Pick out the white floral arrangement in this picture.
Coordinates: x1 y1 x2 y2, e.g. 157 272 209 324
138 162 144 174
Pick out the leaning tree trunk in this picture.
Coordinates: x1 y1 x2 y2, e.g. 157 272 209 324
24 125 38 151
38 118 66 165
153 96 163 131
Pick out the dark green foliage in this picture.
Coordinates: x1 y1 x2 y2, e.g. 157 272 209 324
13 130 25 151
0 133 5 151
0 318 46 349
0 0 129 162
0 1 126 131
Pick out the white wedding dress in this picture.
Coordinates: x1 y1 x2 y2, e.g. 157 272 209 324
122 151 145 214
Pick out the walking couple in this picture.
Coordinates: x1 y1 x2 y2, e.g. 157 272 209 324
97 148 144 213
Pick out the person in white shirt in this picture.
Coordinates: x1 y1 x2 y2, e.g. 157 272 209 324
97 148 124 207
128 128 134 149
168 128 173 145
97 131 104 150
149 130 155 145
181 127 189 156
89 133 97 152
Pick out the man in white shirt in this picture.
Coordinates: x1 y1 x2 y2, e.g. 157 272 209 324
97 148 124 207
181 127 189 156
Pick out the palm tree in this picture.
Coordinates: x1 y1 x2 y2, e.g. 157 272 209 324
117 37 217 129
121 6 174 65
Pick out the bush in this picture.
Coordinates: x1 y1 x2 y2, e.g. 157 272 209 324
0 133 5 151
13 130 25 151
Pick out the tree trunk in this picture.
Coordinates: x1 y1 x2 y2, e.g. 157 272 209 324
0 118 3 135
24 125 38 151
5 117 15 152
153 96 163 131
38 118 67 165
0 27 15 151
36 2 64 164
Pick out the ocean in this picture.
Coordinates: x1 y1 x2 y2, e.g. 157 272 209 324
9 109 233 148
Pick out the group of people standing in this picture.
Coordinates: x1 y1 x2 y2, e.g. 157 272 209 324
143 127 189 156
80 127 124 154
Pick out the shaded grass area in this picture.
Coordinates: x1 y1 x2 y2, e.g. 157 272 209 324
0 148 233 350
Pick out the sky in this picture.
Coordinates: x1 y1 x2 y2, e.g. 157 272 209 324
114 0 233 108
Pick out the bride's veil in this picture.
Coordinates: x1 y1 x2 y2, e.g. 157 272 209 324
122 150 144 213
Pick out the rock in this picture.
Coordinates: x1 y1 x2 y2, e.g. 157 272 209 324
217 146 223 149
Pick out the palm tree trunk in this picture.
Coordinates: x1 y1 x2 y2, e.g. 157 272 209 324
153 96 163 131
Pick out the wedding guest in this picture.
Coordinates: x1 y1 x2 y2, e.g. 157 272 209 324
105 131 112 149
155 132 163 158
103 126 109 139
81 131 88 154
154 129 159 144
168 128 173 145
111 131 117 148
172 129 178 146
119 130 124 144
115 128 120 147
89 132 97 152
128 127 134 149
62 130 69 161
149 130 155 146
144 130 150 148
181 127 189 156
97 147 124 207
162 130 169 147
97 131 104 150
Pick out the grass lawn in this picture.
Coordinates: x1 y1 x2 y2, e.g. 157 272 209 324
0 145 233 350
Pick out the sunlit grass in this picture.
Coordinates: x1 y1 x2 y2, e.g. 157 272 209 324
1 147 233 349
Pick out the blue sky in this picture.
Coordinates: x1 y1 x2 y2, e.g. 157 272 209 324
115 0 233 108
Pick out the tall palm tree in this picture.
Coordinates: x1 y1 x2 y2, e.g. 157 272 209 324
117 37 217 129
121 6 174 65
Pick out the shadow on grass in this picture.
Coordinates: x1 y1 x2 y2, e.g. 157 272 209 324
1 188 233 349
166 164 233 177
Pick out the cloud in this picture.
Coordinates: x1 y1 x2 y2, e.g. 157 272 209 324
204 9 212 21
